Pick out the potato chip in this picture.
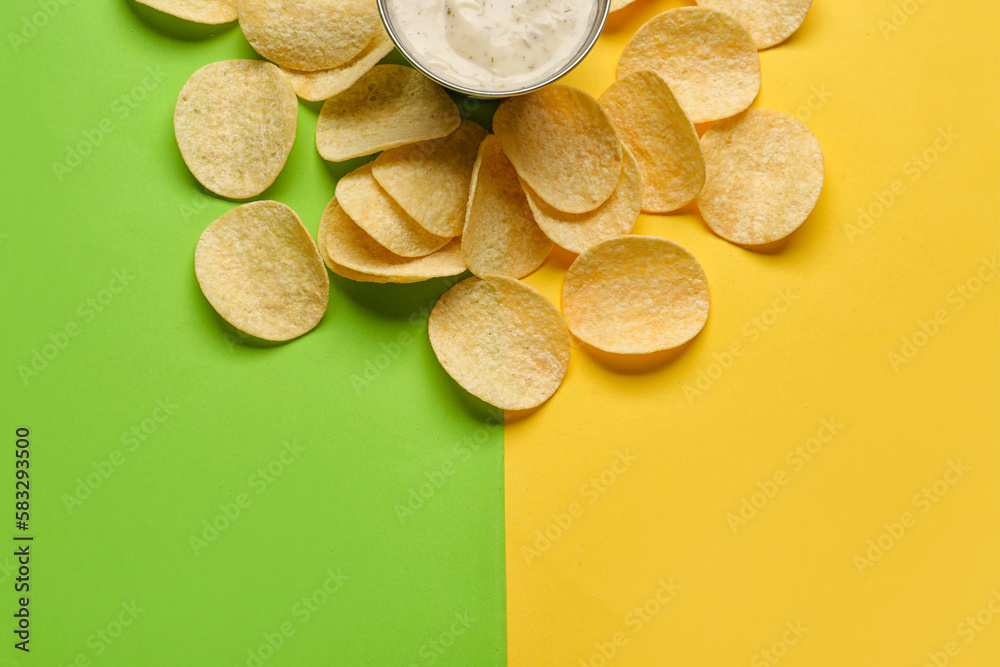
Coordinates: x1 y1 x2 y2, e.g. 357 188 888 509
600 70 706 213
618 7 760 123
463 136 553 279
372 120 488 238
493 84 622 214
610 0 640 12
316 209 372 283
562 236 710 354
280 27 395 102
429 275 571 410
523 146 642 255
237 0 379 71
336 163 452 258
320 197 466 283
316 65 461 162
136 0 236 24
195 201 329 341
696 0 812 49
174 60 297 200
314 206 391 283
698 109 824 246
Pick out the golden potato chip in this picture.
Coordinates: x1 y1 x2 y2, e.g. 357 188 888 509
696 0 812 49
493 85 622 214
618 7 760 123
610 0 640 12
600 70 706 213
174 60 297 200
280 26 395 102
336 163 452 258
562 236 710 354
429 275 571 410
237 0 379 71
698 109 824 246
372 120 488 238
136 0 236 24
195 201 329 341
523 146 642 255
315 205 391 282
320 197 466 283
463 136 553 279
316 65 461 162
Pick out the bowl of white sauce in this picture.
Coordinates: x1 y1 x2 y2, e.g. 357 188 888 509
377 0 610 98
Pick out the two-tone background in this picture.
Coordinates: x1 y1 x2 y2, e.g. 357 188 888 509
0 1 997 665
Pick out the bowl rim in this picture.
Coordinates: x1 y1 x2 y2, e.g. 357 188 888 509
375 0 611 99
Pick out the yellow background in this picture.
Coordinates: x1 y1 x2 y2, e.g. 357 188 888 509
507 1 1000 665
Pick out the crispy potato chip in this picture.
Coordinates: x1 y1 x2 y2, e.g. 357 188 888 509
562 236 710 354
600 70 706 213
237 0 379 71
698 109 824 246
316 65 460 162
523 146 642 255
463 136 553 279
314 207 392 283
336 163 452 258
618 7 760 123
195 201 329 341
696 0 812 49
174 60 297 200
610 0 640 12
315 205 392 282
320 197 466 282
493 85 622 214
429 275 571 410
136 0 236 24
280 26 395 102
372 120 488 238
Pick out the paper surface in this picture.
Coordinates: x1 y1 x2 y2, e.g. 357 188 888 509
507 1 1000 665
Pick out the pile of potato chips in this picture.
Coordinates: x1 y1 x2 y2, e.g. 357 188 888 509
155 0 824 411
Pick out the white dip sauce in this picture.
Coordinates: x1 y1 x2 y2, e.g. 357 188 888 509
387 0 598 92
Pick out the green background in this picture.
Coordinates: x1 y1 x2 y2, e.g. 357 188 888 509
0 1 505 665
